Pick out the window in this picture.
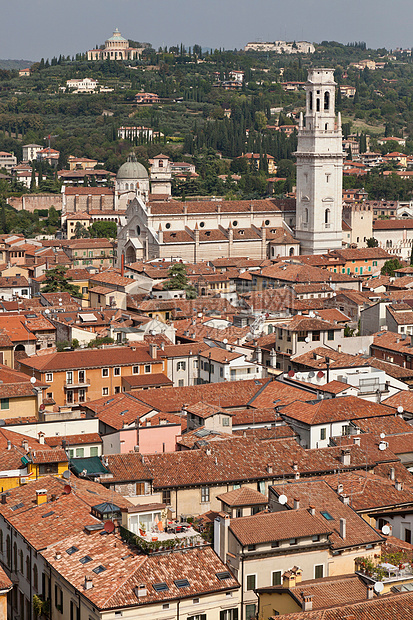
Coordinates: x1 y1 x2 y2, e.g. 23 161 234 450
289 538 298 545
78 370 85 383
257 481 265 494
132 366 139 374
324 91 330 110
55 584 63 611
327 330 335 341
0 398 9 410
162 604 170 610
79 389 85 403
246 605 256 620
272 570 282 586
271 541 279 548
39 463 58 475
320 428 326 440
222 416 230 427
246 574 256 590
114 367 121 376
33 564 38 590
162 490 171 505
102 368 109 377
297 331 307 342
102 387 109 396
321 510 334 520
75 448 84 458
144 365 151 373
201 487 210 503
188 615 206 620
66 371 73 385
178 379 184 387
341 425 350 436
247 544 256 551
315 564 324 579
312 331 320 342
46 373 53 382
70 601 80 620
312 535 320 542
220 611 239 620
177 361 186 371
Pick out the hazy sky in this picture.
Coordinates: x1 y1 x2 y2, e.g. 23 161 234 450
2 0 413 60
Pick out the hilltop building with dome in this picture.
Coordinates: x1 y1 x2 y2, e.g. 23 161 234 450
87 29 144 61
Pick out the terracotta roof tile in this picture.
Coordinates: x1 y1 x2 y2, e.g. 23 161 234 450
217 486 268 507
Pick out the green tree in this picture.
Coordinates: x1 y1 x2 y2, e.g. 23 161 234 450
47 206 60 228
366 237 378 248
163 263 197 299
73 221 90 238
381 257 403 276
89 221 117 239
42 265 80 296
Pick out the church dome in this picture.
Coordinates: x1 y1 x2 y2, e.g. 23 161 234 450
117 153 148 180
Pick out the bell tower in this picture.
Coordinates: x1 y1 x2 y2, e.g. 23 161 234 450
295 68 343 255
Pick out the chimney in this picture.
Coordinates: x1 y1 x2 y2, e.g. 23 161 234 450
149 344 157 359
0 494 6 505
84 574 93 590
395 480 403 491
302 593 313 611
22 439 29 452
256 346 262 365
340 518 346 539
214 513 230 562
340 494 350 505
55 551 62 560
36 489 47 505
337 344 342 353
308 506 316 516
353 437 360 446
6 440 11 451
38 432 45 445
294 498 300 510
135 584 147 598
367 584 374 600
390 467 395 481
340 448 351 466
337 483 344 494
266 464 273 474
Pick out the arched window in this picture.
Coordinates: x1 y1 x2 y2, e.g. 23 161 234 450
289 247 295 256
26 555 30 579
159 159 164 168
13 542 17 571
324 91 330 110
19 549 23 573
136 225 141 236
33 565 38 591
325 209 330 224
316 98 320 112
309 91 313 111
0 529 3 554
304 208 308 224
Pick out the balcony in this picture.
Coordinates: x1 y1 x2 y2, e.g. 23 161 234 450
64 378 90 389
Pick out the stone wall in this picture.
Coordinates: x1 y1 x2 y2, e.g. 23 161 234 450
7 194 63 212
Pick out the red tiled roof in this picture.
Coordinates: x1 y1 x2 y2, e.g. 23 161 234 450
217 486 268 506
281 396 394 425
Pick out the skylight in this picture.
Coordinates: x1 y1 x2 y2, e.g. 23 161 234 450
79 555 92 564
153 582 169 592
66 546 79 555
216 571 231 580
174 579 190 588
92 565 106 574
320 510 334 521
10 502 24 511
42 511 55 518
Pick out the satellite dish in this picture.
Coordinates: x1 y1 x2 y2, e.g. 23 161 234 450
379 442 387 451
223 339 228 344
63 484 72 494
104 520 115 534
288 370 295 377
374 582 384 594
44 309 50 314
305 336 311 343
308 371 315 378
382 524 391 535
398 406 404 414
317 371 325 379
62 470 70 479
278 494 288 505
30 377 36 384
380 432 386 439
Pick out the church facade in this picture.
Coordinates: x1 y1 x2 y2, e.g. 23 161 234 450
87 29 144 61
